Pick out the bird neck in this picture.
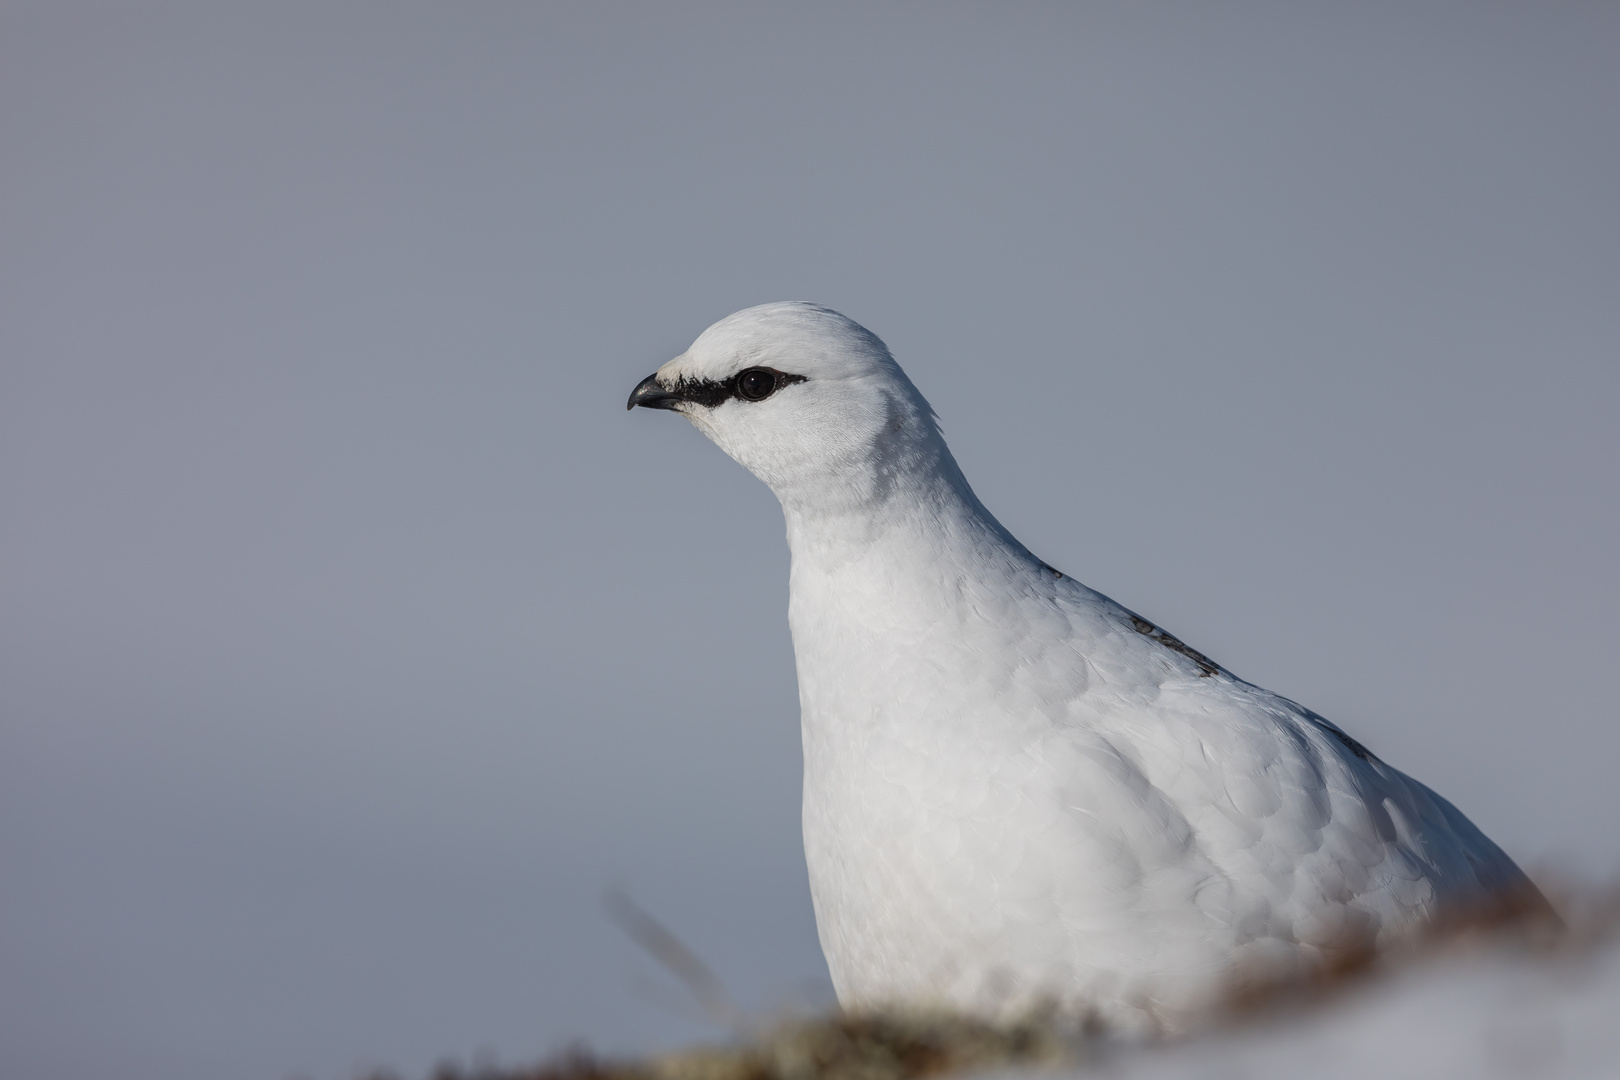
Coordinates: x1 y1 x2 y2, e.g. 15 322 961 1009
779 447 1037 598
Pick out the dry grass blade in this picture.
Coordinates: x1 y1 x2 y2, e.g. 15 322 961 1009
602 889 746 1033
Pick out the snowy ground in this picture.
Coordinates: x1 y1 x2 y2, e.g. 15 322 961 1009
1023 927 1620 1080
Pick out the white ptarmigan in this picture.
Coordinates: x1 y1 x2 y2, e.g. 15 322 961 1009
627 302 1549 1034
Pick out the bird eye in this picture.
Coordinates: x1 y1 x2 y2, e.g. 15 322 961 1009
735 367 779 402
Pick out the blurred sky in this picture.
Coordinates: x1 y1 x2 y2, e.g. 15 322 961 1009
2 4 1617 1079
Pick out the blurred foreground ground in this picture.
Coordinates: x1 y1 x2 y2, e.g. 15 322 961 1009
401 891 1619 1080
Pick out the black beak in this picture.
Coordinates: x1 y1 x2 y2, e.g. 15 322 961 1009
627 373 683 412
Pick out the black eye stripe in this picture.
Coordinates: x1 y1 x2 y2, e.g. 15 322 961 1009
670 367 805 407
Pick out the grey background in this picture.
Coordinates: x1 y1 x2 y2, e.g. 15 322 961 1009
2 4 1616 1079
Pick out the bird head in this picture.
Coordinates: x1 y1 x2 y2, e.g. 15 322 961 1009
627 302 945 511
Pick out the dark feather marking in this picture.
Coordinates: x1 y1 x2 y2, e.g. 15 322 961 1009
1125 617 1376 756
1313 719 1378 763
671 369 806 408
1129 615 1221 677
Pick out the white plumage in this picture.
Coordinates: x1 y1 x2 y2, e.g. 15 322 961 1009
627 302 1544 1033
